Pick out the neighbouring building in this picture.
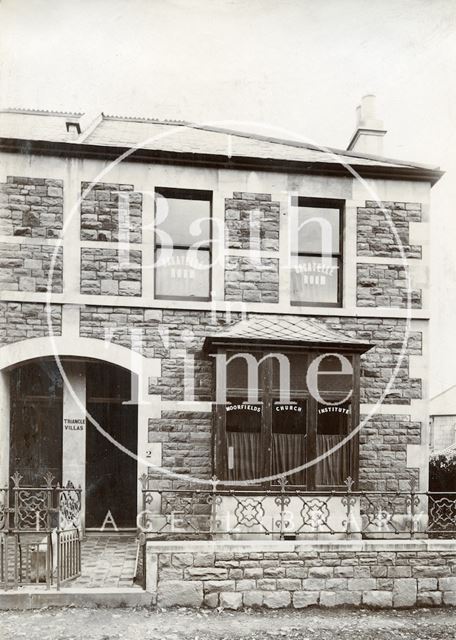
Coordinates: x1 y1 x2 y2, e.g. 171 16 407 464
0 97 442 540
430 385 456 454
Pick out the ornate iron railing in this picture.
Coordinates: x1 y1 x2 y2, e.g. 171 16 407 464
139 475 456 539
8 471 82 533
0 473 82 590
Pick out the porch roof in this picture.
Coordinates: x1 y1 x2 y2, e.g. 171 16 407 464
204 316 372 352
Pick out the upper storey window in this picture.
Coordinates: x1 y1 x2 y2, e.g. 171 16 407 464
155 188 212 301
290 198 343 307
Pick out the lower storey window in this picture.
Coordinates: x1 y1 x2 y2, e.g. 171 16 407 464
215 350 359 489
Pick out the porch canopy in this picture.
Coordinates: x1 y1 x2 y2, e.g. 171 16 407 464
204 316 373 490
203 316 372 352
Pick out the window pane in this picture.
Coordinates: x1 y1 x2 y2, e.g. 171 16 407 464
292 206 340 254
317 401 351 435
226 400 262 433
155 248 210 298
273 400 306 435
272 400 306 485
226 399 262 481
290 256 339 304
156 195 210 247
316 354 353 400
226 351 263 395
271 353 307 393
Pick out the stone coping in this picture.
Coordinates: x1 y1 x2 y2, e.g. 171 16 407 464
145 538 456 553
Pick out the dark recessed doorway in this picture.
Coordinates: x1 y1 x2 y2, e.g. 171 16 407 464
85 361 138 529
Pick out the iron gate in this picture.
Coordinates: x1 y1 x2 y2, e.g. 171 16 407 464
0 472 82 590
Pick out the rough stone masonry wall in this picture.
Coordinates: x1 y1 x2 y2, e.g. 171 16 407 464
79 308 423 492
356 199 423 308
321 316 422 406
357 264 422 309
224 191 280 304
149 542 456 610
357 201 422 258
80 248 142 296
80 181 143 242
225 192 280 251
0 302 62 346
0 176 63 238
148 411 213 483
358 414 420 492
225 257 279 303
0 243 63 293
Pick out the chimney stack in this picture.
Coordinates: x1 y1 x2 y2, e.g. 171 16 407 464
347 95 386 156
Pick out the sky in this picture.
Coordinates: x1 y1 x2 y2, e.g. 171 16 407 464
0 0 455 395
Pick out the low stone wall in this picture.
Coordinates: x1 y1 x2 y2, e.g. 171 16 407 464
146 540 456 609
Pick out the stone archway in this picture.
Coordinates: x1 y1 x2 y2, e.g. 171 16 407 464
0 335 160 525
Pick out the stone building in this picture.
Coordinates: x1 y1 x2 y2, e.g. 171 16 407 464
0 99 442 535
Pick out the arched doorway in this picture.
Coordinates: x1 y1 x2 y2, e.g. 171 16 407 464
8 357 138 529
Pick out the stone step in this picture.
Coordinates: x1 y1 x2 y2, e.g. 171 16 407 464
0 587 153 610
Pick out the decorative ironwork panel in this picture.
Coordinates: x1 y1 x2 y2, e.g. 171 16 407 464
428 495 456 535
58 482 82 530
360 493 407 535
297 497 332 533
233 496 266 530
15 489 51 531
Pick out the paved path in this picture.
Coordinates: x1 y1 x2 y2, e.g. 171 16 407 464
2 607 456 639
64 535 137 589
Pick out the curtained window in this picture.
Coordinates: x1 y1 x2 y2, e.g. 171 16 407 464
272 400 307 486
155 187 211 300
226 400 262 482
315 402 352 487
215 348 360 489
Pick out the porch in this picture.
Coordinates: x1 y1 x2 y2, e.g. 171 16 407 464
0 473 143 593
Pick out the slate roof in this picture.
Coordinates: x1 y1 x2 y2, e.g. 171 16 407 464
204 316 371 351
0 109 443 183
